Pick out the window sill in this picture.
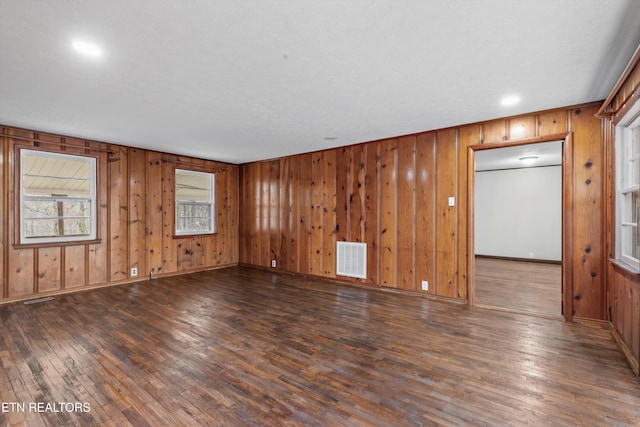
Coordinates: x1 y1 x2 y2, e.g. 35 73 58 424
609 258 640 275
13 238 102 250
173 233 217 239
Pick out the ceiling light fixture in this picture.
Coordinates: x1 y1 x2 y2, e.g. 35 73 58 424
519 156 539 165
72 40 103 57
500 95 520 107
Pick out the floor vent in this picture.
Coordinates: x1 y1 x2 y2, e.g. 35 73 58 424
336 242 367 279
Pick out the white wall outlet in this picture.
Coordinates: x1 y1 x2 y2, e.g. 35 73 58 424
131 267 138 277
421 280 429 291
271 259 277 268
448 197 455 207
529 252 534 258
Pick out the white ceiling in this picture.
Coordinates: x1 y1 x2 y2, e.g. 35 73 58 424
1 1 639 164
475 141 562 172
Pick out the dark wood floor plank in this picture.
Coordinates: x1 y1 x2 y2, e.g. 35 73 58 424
475 257 562 317
0 266 638 426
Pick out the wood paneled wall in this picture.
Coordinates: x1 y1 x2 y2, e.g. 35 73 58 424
0 126 239 303
600 50 640 375
239 102 606 319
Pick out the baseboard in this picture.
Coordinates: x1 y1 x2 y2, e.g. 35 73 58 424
573 316 610 330
238 263 468 304
0 262 240 306
475 254 562 265
610 324 640 376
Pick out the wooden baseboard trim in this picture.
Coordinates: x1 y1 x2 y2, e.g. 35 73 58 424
0 263 240 306
475 254 562 265
573 316 610 330
238 263 468 304
610 324 640 376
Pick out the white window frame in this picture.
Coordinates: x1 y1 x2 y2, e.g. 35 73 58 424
20 149 97 245
175 169 215 236
615 98 640 271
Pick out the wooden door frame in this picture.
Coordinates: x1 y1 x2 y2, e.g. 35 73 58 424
467 132 573 321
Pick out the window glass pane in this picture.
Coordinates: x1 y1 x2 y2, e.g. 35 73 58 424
175 169 214 234
630 158 639 187
21 150 96 243
23 156 91 198
623 224 639 260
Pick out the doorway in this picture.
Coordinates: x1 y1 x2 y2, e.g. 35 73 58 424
468 134 573 320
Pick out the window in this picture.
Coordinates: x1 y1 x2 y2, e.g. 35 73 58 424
615 99 640 271
20 149 97 244
175 169 215 235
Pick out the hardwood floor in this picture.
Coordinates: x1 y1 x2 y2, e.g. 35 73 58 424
475 256 562 317
0 266 638 426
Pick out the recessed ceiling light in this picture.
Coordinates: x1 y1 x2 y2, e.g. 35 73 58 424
500 95 520 107
72 40 103 57
519 156 538 165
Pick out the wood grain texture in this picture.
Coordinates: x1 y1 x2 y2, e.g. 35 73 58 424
109 146 129 281
0 266 638 426
238 104 606 314
379 138 397 288
0 126 239 303
435 128 458 298
415 132 436 294
570 105 604 319
475 257 562 317
602 59 640 376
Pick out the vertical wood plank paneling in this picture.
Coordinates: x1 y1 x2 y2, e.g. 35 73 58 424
162 158 178 274
269 160 280 268
128 148 146 278
457 125 480 299
65 245 86 289
37 247 61 292
508 116 536 140
435 129 458 298
250 163 260 266
322 150 337 277
177 239 193 272
228 165 239 264
288 157 300 272
215 170 228 265
298 154 312 275
350 145 366 243
415 132 436 293
229 165 239 264
1 125 239 304
146 152 164 277
538 111 568 136
570 105 604 319
88 147 108 286
109 146 128 281
279 158 290 270
193 237 205 270
260 161 271 268
335 147 350 244
1 135 6 297
397 136 416 291
379 139 398 288
7 249 34 297
364 142 380 286
310 152 324 276
482 120 507 143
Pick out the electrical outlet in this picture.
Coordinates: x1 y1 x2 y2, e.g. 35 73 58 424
529 252 534 258
271 260 276 268
421 280 429 291
131 267 138 277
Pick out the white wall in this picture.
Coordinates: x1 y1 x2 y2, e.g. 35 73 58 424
475 165 561 261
